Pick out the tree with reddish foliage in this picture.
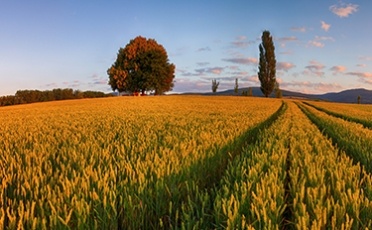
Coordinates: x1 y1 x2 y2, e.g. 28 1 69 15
108 36 175 95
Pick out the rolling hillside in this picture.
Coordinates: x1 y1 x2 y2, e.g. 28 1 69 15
200 87 372 104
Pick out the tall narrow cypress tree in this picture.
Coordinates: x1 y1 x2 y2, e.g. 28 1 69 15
258 30 276 97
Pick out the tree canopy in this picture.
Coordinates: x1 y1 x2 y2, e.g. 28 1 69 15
108 36 175 95
258 30 276 97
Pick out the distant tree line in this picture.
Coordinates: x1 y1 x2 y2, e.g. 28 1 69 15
0 88 110 107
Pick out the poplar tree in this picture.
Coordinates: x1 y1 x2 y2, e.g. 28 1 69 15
258 30 276 97
234 78 239 94
212 79 219 93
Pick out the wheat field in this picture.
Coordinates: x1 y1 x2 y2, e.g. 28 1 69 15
1 96 371 229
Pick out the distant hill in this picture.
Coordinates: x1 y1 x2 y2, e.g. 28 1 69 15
186 87 372 104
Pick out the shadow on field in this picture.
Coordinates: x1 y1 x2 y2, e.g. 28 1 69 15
117 101 287 229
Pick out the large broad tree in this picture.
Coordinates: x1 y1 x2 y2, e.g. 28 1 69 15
258 30 276 97
108 36 175 95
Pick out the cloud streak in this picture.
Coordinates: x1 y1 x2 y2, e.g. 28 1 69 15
330 65 346 75
181 66 226 77
308 36 334 48
347 72 372 85
196 62 210 66
277 62 296 72
305 60 325 77
196 67 224 75
291 27 306 32
277 36 298 47
282 81 343 93
197 47 211 52
231 36 255 48
222 57 258 65
173 78 210 92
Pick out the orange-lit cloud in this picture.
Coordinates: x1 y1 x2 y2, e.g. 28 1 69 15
277 62 296 72
282 81 343 93
330 65 346 74
308 36 334 48
330 3 358 18
308 40 324 48
347 72 372 85
247 75 259 83
347 72 372 78
195 67 224 75
223 57 258 65
305 60 325 77
321 21 331 31
276 36 298 47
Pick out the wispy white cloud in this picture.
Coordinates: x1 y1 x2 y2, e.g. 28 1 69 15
276 36 298 47
197 47 211 52
359 56 372 61
280 50 294 55
316 36 335 41
236 35 246 40
347 72 372 78
277 36 298 42
172 78 210 92
179 67 225 77
330 65 346 74
282 81 343 93
228 66 239 70
291 27 306 32
89 74 108 86
93 79 107 85
209 67 224 75
308 40 324 48
44 83 59 88
170 46 189 57
231 36 255 48
347 72 372 85
305 60 325 77
196 62 210 66
357 63 367 68
277 62 296 72
247 75 259 83
222 57 258 65
321 21 331 32
330 3 358 18
308 36 334 48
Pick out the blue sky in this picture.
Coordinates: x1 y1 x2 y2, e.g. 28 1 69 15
1 0 371 96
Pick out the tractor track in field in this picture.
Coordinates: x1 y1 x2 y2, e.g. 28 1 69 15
302 101 372 129
297 101 372 173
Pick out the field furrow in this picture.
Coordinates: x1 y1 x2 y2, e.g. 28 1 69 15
208 101 372 229
289 102 372 229
299 102 372 173
303 101 372 129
